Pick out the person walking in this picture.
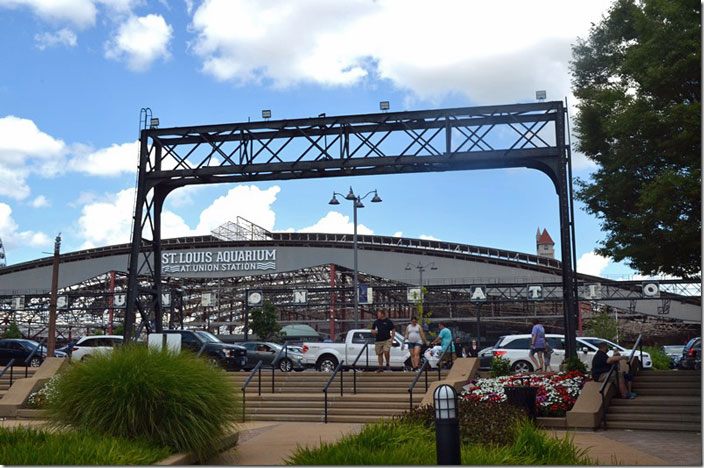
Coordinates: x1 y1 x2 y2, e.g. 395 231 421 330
431 322 455 369
403 316 428 370
529 318 546 372
371 310 395 372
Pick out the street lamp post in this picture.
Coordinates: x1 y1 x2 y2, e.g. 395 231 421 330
329 187 382 329
405 261 437 301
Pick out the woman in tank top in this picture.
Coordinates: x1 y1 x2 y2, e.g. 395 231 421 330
404 316 428 370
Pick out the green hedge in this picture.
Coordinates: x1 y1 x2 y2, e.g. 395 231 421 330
0 427 170 465
47 344 239 460
642 346 671 370
285 419 594 465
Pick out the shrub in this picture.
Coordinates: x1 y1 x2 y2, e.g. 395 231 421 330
398 399 526 446
0 426 170 465
46 344 239 459
285 418 594 465
642 346 671 370
564 356 588 374
490 355 511 377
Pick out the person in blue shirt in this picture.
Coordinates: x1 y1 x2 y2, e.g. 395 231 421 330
431 322 455 369
529 318 545 372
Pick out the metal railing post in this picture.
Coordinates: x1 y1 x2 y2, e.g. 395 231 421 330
258 366 262 396
352 342 370 395
322 360 345 424
241 360 264 422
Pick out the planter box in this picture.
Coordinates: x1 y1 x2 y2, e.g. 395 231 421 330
504 385 538 420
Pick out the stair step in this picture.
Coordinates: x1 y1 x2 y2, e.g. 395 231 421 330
610 396 700 406
604 420 701 432
246 407 404 416
609 405 700 415
245 400 412 409
606 412 700 423
243 394 423 402
243 414 392 423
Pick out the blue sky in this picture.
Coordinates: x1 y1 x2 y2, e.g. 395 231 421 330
0 0 642 279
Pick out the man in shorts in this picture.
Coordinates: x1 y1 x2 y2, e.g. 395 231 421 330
431 322 455 369
592 341 636 399
371 310 395 372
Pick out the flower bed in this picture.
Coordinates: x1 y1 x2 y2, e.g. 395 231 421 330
461 371 588 417
25 374 61 409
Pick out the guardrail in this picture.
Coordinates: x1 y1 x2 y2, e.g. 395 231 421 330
351 340 372 394
599 334 642 428
323 359 344 424
0 358 15 387
24 337 46 378
269 341 292 393
196 342 207 357
407 358 430 412
241 360 264 422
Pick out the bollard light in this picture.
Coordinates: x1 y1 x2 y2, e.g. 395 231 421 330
433 384 461 465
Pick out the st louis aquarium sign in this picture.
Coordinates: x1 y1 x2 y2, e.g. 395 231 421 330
161 249 277 275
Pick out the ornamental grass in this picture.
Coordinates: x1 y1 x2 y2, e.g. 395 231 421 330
45 344 239 460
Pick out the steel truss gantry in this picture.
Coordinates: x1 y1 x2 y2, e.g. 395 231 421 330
126 101 580 355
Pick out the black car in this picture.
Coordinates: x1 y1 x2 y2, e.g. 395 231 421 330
680 337 701 370
161 330 247 371
0 339 52 367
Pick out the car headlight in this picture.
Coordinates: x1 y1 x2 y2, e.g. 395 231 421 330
221 350 231 357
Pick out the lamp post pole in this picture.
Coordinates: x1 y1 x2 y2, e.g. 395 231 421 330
329 188 382 329
405 261 437 315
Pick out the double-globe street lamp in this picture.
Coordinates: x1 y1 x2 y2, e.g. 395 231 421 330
329 187 382 329
405 261 437 326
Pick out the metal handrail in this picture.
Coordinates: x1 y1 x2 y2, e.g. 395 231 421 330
270 341 291 393
407 358 430 412
323 359 344 423
241 360 264 422
435 342 454 380
598 333 642 429
0 359 15 387
196 342 207 357
24 337 46 378
351 339 372 394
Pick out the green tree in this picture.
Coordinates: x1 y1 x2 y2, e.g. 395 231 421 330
571 0 701 278
249 300 283 341
584 307 619 342
3 320 22 339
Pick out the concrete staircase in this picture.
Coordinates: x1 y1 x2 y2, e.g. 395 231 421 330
0 367 36 400
606 371 701 431
230 369 448 423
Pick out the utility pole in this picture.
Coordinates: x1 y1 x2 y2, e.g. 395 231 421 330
47 233 61 357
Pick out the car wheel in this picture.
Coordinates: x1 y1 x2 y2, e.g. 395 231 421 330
278 358 293 372
511 360 533 373
317 356 338 372
209 357 221 368
80 355 91 362
29 357 42 367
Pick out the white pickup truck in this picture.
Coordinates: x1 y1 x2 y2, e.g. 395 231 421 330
300 329 411 371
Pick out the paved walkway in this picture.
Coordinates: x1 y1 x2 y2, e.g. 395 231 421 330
209 421 700 466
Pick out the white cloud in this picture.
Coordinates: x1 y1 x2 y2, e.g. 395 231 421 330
195 185 280 233
392 231 403 237
577 251 611 277
0 203 51 253
0 115 67 200
298 211 373 235
190 0 611 104
0 0 97 28
75 185 282 249
68 141 138 176
419 234 439 241
34 28 77 50
105 14 173 71
30 195 50 208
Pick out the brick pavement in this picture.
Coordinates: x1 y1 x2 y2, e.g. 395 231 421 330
600 429 702 466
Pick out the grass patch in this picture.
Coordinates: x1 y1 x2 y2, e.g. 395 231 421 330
0 426 170 465
285 419 594 465
46 344 239 460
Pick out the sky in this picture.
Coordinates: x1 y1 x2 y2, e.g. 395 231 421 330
0 0 642 280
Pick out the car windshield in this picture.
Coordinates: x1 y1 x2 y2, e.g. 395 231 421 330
194 331 221 343
17 339 40 349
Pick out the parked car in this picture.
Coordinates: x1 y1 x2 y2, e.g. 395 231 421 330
241 341 305 372
0 339 66 367
661 345 685 368
160 330 247 371
301 329 411 371
71 335 124 361
492 334 652 373
478 346 494 370
679 337 701 370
